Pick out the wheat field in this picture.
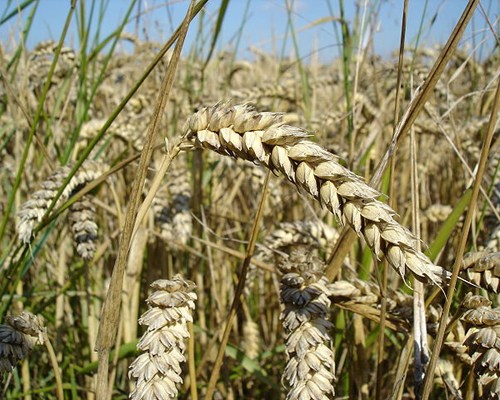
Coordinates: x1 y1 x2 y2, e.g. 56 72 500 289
0 1 499 399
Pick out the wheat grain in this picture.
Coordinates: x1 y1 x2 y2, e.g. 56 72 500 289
185 102 450 285
129 275 196 400
462 251 500 293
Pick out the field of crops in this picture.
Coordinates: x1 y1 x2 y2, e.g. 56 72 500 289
0 1 499 399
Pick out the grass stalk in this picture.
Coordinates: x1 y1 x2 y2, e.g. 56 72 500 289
94 2 196 397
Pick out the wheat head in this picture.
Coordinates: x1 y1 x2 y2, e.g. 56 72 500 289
184 102 450 286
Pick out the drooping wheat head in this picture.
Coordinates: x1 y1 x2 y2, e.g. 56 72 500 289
184 101 450 286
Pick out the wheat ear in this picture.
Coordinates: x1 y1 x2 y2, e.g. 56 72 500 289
0 312 45 373
460 294 500 398
279 251 336 399
152 163 192 249
68 195 98 260
128 275 196 399
185 102 450 285
17 160 107 244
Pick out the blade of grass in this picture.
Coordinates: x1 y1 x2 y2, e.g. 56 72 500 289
0 0 35 25
202 0 229 69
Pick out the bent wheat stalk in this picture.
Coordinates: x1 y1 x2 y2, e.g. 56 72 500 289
184 102 450 286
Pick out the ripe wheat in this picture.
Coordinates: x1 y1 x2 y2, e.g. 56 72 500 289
129 275 197 400
0 312 45 373
185 102 451 285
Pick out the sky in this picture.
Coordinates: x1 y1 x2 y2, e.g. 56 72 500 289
0 0 498 62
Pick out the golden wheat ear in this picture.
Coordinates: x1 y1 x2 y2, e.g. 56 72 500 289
279 251 336 399
460 294 500 398
16 160 107 244
128 275 196 399
185 102 451 286
68 195 98 260
152 163 192 250
462 251 500 293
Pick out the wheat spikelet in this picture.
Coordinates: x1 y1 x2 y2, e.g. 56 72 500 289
462 252 500 293
16 160 107 244
185 102 450 285
278 251 336 399
0 312 45 373
68 195 98 260
460 294 500 399
129 275 196 399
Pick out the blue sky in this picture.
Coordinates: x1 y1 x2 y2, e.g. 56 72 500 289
1 0 498 61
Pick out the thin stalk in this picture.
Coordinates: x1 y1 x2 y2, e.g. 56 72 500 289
188 321 198 400
44 334 64 400
338 0 354 166
421 73 500 400
370 0 480 186
94 2 196 398
376 4 408 397
410 124 427 399
204 172 271 400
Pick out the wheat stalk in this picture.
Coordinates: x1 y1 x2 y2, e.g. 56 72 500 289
184 102 450 285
